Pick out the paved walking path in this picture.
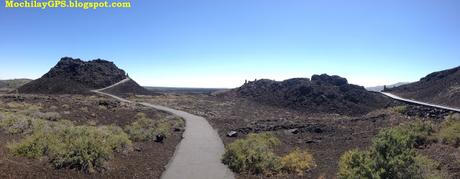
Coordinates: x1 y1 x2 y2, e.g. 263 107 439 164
92 78 235 179
381 92 460 112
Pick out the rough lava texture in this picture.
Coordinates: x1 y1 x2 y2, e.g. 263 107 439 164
18 57 149 95
385 66 460 108
230 74 393 116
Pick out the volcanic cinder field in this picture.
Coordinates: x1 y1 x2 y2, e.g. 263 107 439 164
1 58 459 179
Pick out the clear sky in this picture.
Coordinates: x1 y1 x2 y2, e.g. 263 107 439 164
0 0 459 88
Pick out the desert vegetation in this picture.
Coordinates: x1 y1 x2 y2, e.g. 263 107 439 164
280 148 317 176
1 106 133 172
124 112 184 141
337 120 448 179
388 105 408 114
437 114 460 147
134 92 460 178
9 122 132 172
0 96 185 177
222 133 316 176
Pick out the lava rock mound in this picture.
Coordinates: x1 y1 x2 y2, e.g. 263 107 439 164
385 66 460 108
18 57 150 95
100 78 153 96
233 74 392 116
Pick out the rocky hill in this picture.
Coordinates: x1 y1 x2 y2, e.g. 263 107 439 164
231 74 393 115
385 66 460 108
18 57 151 95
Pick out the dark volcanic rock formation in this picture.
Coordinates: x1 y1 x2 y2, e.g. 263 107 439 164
385 66 460 108
18 57 150 95
101 79 153 96
233 74 392 115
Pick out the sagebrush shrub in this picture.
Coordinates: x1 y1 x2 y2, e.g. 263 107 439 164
222 133 282 175
337 120 435 179
280 148 316 175
8 121 132 173
370 127 420 179
337 149 374 178
124 113 157 141
0 112 45 134
156 119 172 136
415 154 448 179
437 115 460 147
389 105 408 114
124 112 174 141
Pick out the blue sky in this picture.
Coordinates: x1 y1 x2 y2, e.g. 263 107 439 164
0 0 459 88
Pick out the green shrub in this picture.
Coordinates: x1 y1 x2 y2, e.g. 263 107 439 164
8 122 132 173
6 102 41 111
124 112 174 141
337 149 374 178
389 105 408 114
337 120 435 179
8 131 51 159
99 125 132 153
370 127 420 179
124 113 157 141
222 133 282 175
172 117 185 128
0 112 47 134
437 116 460 147
401 120 434 147
415 154 447 179
156 119 172 136
280 148 316 176
32 111 61 121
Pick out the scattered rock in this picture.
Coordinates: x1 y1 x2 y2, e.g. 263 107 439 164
403 105 451 119
305 137 322 144
288 128 299 134
134 146 142 152
227 131 238 137
305 139 319 144
98 100 119 109
154 134 165 143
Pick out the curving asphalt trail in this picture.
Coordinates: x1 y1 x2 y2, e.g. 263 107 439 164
92 78 235 179
381 92 460 113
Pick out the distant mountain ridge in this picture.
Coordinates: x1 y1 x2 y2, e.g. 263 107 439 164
0 79 32 92
18 57 150 95
229 74 393 116
385 66 460 108
145 86 228 94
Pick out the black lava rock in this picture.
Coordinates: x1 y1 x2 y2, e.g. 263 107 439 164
234 74 391 116
18 57 151 95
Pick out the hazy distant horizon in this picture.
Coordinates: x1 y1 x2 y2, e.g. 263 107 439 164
1 0 459 88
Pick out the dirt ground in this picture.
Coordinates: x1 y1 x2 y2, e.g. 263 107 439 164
0 94 184 179
132 94 460 179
